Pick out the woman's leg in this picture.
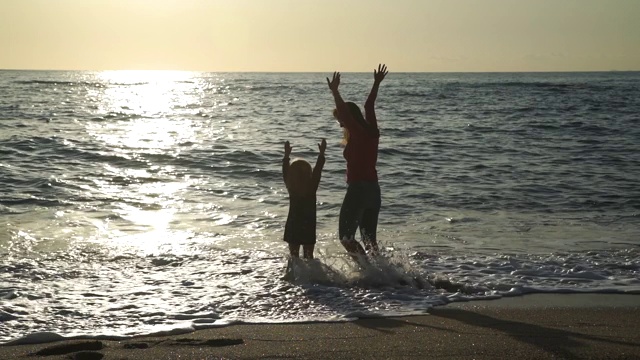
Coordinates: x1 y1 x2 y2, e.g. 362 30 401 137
339 184 367 257
360 183 381 254
360 208 380 254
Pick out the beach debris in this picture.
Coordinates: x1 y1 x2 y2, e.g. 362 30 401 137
33 340 103 356
169 338 244 347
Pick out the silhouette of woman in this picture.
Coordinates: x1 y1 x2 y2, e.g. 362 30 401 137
326 64 388 260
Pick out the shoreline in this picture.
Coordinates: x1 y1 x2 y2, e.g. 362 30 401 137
2 293 639 359
445 292 640 308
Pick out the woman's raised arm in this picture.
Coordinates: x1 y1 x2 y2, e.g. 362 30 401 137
364 64 388 129
327 72 356 129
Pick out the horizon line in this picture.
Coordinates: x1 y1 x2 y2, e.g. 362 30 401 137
1 68 639 74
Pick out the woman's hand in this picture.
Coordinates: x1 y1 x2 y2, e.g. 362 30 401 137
326 72 341 92
318 139 327 155
374 64 388 83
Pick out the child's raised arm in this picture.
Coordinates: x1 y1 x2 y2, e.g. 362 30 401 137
283 141 291 184
312 139 326 191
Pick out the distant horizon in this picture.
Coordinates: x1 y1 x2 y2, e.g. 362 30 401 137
2 68 639 74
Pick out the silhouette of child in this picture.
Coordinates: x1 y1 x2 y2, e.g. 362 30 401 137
282 139 326 259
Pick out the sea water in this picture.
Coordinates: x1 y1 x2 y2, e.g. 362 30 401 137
1 70 639 344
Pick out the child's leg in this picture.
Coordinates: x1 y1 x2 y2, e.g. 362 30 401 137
302 244 315 259
288 243 300 257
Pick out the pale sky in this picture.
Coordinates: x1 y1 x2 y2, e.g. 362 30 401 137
1 0 639 72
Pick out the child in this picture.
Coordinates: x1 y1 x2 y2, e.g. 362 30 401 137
282 139 326 259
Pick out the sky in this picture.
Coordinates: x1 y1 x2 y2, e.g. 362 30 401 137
1 0 639 72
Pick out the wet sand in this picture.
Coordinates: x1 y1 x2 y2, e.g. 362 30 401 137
1 294 639 359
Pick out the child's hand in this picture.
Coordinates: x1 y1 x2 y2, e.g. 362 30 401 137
318 139 327 155
284 141 292 157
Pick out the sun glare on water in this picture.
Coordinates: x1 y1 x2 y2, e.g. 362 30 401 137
89 70 202 149
83 70 212 254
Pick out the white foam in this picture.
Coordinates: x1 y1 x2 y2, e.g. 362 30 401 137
1 245 638 345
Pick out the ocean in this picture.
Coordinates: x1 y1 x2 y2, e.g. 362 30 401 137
1 70 639 344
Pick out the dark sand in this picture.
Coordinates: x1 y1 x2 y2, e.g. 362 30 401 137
1 294 639 359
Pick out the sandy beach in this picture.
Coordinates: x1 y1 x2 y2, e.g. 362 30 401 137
1 294 638 360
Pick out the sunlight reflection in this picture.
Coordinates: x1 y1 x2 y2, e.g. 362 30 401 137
117 204 175 229
96 70 199 115
79 70 233 254
107 229 193 256
98 70 191 84
88 161 194 253
92 118 198 152
87 70 205 151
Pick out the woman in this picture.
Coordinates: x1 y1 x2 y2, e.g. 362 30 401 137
326 64 388 260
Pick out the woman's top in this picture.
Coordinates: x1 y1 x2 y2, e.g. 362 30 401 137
342 108 379 184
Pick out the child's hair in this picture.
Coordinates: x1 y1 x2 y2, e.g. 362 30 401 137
287 159 313 195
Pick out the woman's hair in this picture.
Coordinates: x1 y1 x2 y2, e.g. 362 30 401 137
334 102 365 146
333 108 348 145
286 159 313 195
341 128 349 146
346 101 366 124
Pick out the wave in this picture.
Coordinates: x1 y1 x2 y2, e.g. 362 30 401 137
1 136 149 169
462 81 617 92
12 80 148 87
101 112 146 120
0 196 69 207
